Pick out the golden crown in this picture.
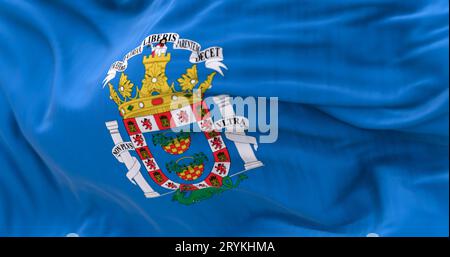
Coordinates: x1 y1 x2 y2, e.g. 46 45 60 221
108 52 216 118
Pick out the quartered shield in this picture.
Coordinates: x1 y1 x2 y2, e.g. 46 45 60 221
123 100 232 192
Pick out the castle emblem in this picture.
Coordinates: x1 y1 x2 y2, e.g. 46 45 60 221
104 33 263 205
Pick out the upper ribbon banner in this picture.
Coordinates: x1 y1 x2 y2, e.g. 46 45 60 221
102 33 227 87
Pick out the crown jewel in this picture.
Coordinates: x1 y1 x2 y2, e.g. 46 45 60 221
108 52 216 118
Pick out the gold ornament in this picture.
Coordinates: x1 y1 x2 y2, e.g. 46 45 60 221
108 52 217 118
178 65 199 93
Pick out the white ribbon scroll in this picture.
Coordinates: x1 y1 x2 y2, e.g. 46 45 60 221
103 33 227 87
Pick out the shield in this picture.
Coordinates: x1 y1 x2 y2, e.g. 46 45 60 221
123 100 231 192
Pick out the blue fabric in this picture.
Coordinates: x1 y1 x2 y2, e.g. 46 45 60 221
0 0 448 236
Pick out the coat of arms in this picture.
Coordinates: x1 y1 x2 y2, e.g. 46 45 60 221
103 33 263 205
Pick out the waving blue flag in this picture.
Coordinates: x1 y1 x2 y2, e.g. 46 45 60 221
0 0 448 236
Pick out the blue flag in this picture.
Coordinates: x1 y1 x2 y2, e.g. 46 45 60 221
0 0 448 236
